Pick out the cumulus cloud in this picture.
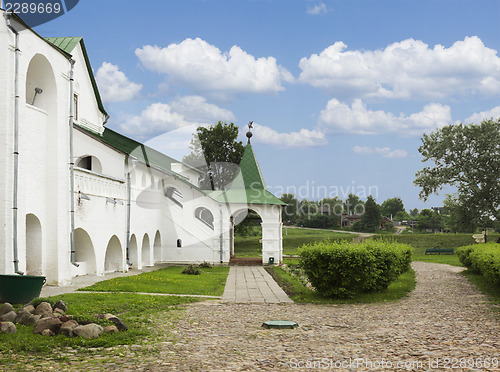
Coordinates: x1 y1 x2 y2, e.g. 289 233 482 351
252 123 327 147
135 38 293 99
353 146 408 159
318 99 451 136
464 105 500 124
307 2 328 15
299 36 500 99
96 62 142 102
118 103 193 140
169 96 235 123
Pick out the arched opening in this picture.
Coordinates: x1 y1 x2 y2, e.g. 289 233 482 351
154 231 161 263
231 209 262 259
142 234 151 267
104 235 123 273
195 207 214 229
25 54 56 112
26 214 42 276
76 155 102 173
129 234 138 268
141 173 147 187
74 228 96 275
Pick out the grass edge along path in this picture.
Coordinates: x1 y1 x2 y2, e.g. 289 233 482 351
265 266 416 304
79 266 229 296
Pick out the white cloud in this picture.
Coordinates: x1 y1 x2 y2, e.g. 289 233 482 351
135 38 292 99
353 146 408 159
307 2 328 15
169 96 235 122
119 103 193 140
252 123 327 147
318 99 451 136
96 62 142 102
464 105 500 124
299 36 500 99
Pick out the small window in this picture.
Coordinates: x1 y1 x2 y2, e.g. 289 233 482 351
164 187 183 208
77 156 91 170
73 94 78 121
195 207 214 229
176 239 182 248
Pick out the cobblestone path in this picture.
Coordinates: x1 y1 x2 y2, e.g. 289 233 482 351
3 262 500 371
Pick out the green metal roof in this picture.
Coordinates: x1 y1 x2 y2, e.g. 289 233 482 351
208 144 285 206
45 37 108 117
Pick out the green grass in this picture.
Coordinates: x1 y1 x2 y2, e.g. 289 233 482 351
266 266 416 304
234 227 357 257
0 293 198 354
372 233 500 267
461 270 500 311
79 266 229 296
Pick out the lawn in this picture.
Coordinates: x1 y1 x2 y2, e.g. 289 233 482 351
266 266 416 304
79 266 229 296
0 293 198 354
234 227 357 257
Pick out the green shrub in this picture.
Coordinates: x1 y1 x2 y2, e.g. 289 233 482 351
299 240 412 298
181 265 201 275
458 243 500 285
198 261 212 269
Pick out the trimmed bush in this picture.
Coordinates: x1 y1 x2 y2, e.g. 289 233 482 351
299 240 412 298
457 243 500 285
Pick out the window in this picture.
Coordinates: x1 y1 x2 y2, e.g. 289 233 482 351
73 94 78 121
77 156 91 170
195 207 214 229
164 187 183 208
176 239 182 248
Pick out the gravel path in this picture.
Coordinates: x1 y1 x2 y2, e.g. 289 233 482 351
3 262 500 371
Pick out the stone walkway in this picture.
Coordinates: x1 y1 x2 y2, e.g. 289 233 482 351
4 262 500 371
222 266 293 304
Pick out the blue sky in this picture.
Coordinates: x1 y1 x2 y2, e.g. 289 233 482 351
32 0 500 210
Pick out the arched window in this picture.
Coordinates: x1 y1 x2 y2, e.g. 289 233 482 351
76 155 102 173
176 239 182 248
164 187 183 208
195 207 214 229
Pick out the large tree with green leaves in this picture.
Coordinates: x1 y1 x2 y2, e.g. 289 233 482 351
353 195 380 233
380 197 405 218
414 118 500 223
183 121 245 190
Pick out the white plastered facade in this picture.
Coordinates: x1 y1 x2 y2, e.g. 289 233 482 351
0 12 283 286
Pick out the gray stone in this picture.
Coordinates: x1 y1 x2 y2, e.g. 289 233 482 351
109 317 128 331
15 310 36 325
41 329 53 336
0 321 16 334
33 317 62 335
0 303 14 316
53 300 68 312
34 302 53 316
22 304 35 314
0 310 17 323
103 325 119 334
73 323 103 339
54 308 65 315
60 320 79 337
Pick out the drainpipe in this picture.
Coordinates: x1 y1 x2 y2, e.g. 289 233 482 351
219 203 223 263
68 59 78 267
126 170 132 266
126 158 136 267
5 12 23 275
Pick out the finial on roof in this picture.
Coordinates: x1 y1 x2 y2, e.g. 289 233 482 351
246 121 254 144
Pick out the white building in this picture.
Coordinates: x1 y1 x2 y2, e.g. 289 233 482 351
0 11 284 286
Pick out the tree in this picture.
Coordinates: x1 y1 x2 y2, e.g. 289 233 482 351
183 121 244 190
414 118 500 222
353 195 380 233
416 209 444 232
410 208 419 217
280 193 299 224
380 197 405 218
344 194 364 215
